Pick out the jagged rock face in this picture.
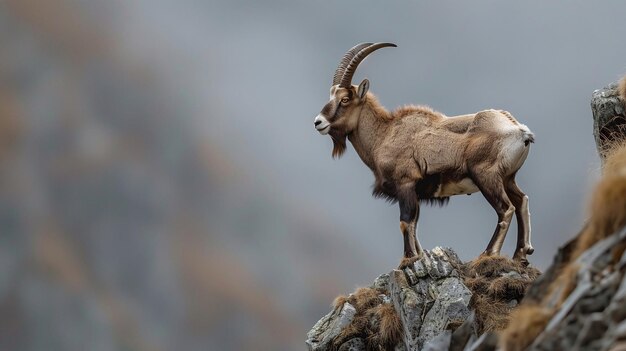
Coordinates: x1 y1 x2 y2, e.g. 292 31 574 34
306 247 470 351
307 302 357 351
525 227 626 351
390 248 472 350
481 228 626 351
306 248 539 351
591 82 626 159
498 112 626 351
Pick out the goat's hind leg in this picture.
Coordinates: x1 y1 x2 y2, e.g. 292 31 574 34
472 171 515 257
505 178 533 263
397 185 422 268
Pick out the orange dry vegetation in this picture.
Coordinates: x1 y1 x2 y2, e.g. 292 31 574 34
575 141 626 258
331 287 403 351
463 255 540 334
499 305 553 351
619 75 626 101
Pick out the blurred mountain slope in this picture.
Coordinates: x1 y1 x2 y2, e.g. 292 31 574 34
0 1 378 350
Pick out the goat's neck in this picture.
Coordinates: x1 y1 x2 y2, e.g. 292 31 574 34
348 98 389 170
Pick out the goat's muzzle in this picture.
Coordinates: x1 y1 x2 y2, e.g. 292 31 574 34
314 115 330 135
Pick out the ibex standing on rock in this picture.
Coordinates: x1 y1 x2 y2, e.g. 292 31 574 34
313 43 535 267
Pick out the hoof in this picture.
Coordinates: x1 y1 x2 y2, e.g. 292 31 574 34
513 246 534 263
513 251 530 266
398 256 419 269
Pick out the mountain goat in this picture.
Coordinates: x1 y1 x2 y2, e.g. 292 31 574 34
313 42 535 267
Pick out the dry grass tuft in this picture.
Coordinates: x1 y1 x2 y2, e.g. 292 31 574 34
575 143 626 259
463 255 540 334
524 266 542 281
619 75 626 102
348 287 383 312
598 125 626 160
331 287 402 351
376 303 403 349
471 294 513 333
487 277 529 301
332 294 349 311
464 275 489 295
364 303 404 351
465 255 524 278
499 305 553 351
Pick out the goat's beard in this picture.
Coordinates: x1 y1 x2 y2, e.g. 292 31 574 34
330 129 347 159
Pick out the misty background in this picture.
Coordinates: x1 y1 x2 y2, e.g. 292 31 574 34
1 1 625 350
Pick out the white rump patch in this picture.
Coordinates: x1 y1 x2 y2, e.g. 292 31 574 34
501 130 531 174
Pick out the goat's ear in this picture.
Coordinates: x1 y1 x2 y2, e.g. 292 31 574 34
357 79 369 99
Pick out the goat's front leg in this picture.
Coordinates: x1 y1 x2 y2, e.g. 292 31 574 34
398 185 422 268
472 172 515 256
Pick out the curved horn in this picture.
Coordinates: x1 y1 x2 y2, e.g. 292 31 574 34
332 43 373 86
339 42 397 88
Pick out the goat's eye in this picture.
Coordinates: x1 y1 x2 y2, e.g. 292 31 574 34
341 97 350 104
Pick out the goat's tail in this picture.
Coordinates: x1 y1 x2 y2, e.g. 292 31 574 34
518 123 535 145
523 130 535 144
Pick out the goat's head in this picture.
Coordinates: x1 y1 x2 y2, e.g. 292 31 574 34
314 42 396 157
